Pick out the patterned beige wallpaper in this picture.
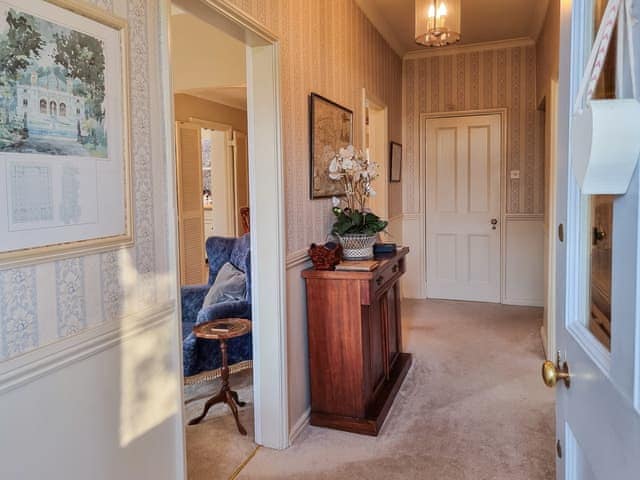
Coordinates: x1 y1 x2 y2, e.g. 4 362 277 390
403 45 545 215
0 0 172 361
537 0 560 104
227 0 403 252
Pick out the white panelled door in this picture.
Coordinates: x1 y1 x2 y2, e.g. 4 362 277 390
551 1 640 479
425 114 502 302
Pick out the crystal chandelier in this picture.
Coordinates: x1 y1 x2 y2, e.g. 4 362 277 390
415 0 461 47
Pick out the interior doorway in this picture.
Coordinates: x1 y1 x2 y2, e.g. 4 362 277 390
362 89 389 225
175 119 249 284
160 0 289 468
423 111 504 303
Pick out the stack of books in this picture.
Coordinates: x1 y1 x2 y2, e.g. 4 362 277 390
335 260 379 272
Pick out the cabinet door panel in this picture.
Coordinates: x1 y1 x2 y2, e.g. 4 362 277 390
367 302 385 397
387 283 400 366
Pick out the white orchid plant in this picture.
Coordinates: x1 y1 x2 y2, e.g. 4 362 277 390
328 145 388 236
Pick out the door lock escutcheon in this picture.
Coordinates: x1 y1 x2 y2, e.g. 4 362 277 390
490 218 498 230
592 226 607 245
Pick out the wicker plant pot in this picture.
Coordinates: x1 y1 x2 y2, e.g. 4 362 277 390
337 233 377 260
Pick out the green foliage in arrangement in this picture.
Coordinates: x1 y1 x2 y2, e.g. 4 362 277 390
331 207 388 236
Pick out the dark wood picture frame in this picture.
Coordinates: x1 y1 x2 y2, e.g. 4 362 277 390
309 92 354 199
390 141 402 182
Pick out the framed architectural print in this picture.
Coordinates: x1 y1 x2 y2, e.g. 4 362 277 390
0 0 132 267
309 93 353 199
390 141 402 182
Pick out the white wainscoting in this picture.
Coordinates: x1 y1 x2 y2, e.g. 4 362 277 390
401 213 545 306
385 213 404 244
402 214 428 298
0 305 184 480
285 249 312 444
502 215 545 307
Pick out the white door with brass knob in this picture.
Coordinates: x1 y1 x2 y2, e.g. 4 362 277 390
425 113 502 303
551 1 640 479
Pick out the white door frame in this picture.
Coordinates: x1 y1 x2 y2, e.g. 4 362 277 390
159 0 289 456
544 80 559 358
420 109 507 302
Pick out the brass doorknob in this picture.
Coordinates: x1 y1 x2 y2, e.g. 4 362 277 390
542 356 570 388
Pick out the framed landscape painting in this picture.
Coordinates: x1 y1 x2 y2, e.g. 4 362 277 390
309 93 353 199
0 0 132 267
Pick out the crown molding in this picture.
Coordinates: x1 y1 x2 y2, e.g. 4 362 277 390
354 0 405 58
403 36 535 60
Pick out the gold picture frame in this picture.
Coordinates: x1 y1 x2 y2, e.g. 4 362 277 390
309 93 353 199
0 0 133 268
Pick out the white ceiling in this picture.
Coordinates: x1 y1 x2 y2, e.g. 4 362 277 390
170 8 247 110
355 0 550 56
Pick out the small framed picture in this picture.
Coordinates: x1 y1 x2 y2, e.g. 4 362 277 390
390 142 402 182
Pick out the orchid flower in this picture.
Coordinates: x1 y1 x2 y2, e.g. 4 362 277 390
327 144 381 213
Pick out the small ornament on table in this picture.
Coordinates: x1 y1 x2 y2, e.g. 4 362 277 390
308 241 342 270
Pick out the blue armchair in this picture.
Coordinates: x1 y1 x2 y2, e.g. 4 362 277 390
181 234 252 378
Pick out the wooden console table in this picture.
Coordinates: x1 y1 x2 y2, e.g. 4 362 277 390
302 247 412 436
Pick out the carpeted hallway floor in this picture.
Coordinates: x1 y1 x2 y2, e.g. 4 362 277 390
184 369 256 480
235 299 555 479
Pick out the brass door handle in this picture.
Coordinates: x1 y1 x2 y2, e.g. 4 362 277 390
542 353 570 388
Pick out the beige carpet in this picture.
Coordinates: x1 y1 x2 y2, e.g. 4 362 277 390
237 299 555 479
184 369 256 480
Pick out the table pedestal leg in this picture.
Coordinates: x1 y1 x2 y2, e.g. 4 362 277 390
188 339 247 435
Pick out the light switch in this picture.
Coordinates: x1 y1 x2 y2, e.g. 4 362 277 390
510 170 520 179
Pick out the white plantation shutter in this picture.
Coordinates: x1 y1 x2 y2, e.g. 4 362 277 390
176 122 206 285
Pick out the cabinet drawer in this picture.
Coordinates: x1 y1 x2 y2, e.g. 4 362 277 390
373 258 402 295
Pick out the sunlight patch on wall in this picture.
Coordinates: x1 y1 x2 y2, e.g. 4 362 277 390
119 317 179 447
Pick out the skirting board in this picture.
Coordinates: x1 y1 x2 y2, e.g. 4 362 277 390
289 407 311 444
503 297 545 307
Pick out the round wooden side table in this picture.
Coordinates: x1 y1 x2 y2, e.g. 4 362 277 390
188 318 252 435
